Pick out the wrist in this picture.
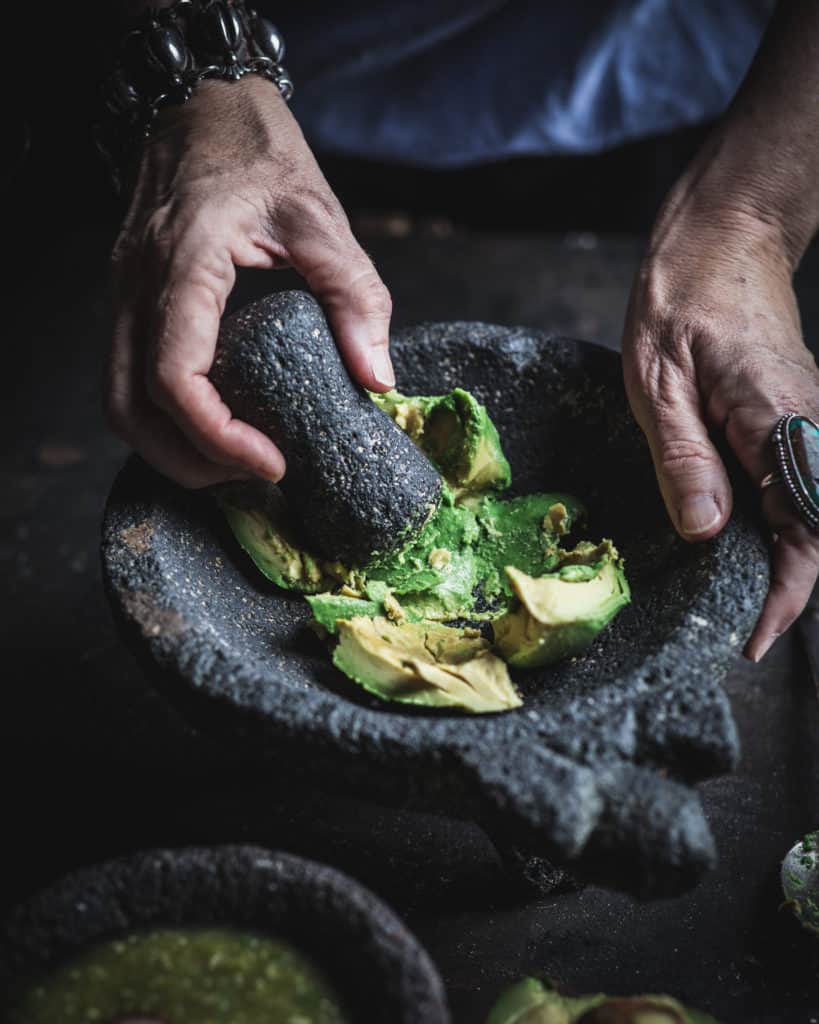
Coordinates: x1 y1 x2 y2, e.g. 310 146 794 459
650 134 811 278
149 74 293 161
97 0 292 193
670 108 819 274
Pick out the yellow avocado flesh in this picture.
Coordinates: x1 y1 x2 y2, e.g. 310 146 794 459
494 547 630 668
220 501 349 594
373 388 512 497
461 429 507 494
508 561 620 623
333 616 521 713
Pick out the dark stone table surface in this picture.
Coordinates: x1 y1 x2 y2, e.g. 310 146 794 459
2 221 819 1023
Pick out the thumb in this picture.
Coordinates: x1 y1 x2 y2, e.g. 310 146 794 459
627 357 733 541
287 219 395 392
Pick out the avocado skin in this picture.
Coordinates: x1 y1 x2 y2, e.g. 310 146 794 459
211 291 442 566
486 978 716 1024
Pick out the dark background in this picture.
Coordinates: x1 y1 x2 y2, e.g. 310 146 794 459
2 8 819 1024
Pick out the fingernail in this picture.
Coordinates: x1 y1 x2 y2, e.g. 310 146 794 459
756 634 778 661
264 453 286 484
369 348 396 389
745 633 776 663
679 495 721 537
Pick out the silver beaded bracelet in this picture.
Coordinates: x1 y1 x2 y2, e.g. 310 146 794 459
95 0 293 192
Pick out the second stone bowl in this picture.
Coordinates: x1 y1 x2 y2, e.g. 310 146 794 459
101 319 770 897
0 845 450 1024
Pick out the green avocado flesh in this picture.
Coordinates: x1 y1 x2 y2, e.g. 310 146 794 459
8 928 348 1024
486 977 719 1024
781 828 819 935
219 386 629 713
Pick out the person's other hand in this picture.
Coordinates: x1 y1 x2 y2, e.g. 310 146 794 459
106 76 394 488
623 196 819 661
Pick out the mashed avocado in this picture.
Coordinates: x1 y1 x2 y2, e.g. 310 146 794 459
8 928 348 1024
220 387 629 712
324 488 584 625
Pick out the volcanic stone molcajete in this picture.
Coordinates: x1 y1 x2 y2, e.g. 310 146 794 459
210 290 442 564
0 846 450 1024
101 318 770 898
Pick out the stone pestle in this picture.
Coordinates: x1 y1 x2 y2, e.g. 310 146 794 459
210 290 442 566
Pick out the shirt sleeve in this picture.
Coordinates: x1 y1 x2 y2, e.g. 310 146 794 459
272 0 775 167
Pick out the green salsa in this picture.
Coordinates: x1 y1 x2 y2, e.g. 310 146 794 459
8 927 349 1024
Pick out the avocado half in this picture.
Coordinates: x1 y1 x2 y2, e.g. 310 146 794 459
486 978 718 1024
493 541 630 667
210 290 442 566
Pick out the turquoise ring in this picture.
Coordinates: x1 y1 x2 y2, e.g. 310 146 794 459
770 413 819 529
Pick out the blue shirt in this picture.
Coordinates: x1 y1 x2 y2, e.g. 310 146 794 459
275 1 774 167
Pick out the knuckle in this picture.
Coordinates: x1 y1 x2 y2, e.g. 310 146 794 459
305 185 347 225
168 251 233 296
658 320 696 361
628 331 691 400
724 407 773 455
633 261 671 316
140 205 176 260
350 271 392 320
656 436 715 477
633 263 712 340
276 186 346 235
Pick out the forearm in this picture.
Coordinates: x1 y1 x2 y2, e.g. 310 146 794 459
663 0 819 270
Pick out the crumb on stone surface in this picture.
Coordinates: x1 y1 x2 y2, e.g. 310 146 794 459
427 547 451 570
545 502 570 536
121 590 186 639
120 521 155 556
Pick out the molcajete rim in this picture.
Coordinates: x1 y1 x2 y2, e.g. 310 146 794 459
0 845 450 1024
